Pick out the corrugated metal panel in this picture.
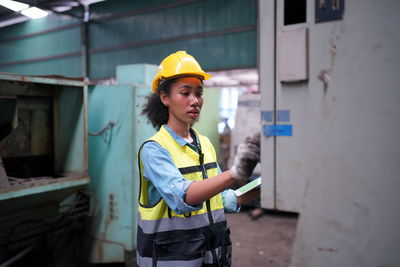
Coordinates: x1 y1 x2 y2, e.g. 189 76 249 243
88 0 256 79
0 27 81 62
90 0 256 49
0 13 82 76
90 30 256 79
0 56 82 77
89 0 176 17
0 0 257 79
0 15 80 41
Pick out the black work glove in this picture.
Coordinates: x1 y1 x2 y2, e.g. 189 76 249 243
230 132 260 184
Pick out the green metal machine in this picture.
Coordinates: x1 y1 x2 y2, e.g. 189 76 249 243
87 64 157 263
0 73 90 265
0 64 160 264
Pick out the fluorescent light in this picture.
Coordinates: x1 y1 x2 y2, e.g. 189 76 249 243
52 6 73 12
0 0 29 12
21 7 48 19
80 0 106 5
0 0 48 20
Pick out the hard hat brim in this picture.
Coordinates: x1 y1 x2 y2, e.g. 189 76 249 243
152 72 212 93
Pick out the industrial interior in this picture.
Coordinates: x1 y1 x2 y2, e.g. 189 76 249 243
0 0 399 266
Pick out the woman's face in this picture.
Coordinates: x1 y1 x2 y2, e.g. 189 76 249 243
161 76 204 126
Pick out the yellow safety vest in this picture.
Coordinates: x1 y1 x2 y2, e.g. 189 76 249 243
137 125 232 267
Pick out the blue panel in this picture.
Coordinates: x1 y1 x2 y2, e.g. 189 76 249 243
263 124 293 136
261 111 273 122
277 110 290 122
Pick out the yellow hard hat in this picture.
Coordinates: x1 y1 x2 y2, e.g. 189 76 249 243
151 51 212 93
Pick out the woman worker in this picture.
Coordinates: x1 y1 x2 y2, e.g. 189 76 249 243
136 51 260 267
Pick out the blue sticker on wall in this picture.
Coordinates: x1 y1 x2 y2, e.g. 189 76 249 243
276 110 290 122
263 124 293 136
261 111 273 122
262 110 291 122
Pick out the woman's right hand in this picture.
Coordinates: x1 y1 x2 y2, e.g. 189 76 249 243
230 132 260 184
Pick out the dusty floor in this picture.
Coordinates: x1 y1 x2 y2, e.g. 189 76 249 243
227 209 298 267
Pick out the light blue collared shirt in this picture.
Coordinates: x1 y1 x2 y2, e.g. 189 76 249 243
140 125 239 214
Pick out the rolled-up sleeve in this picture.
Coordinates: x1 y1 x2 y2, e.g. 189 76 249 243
221 189 240 213
141 142 202 214
216 164 240 213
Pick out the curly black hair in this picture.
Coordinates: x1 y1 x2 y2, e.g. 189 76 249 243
142 78 177 130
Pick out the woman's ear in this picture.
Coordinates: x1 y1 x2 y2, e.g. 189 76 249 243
160 92 170 107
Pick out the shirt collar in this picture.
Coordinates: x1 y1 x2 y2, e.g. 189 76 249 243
163 124 191 147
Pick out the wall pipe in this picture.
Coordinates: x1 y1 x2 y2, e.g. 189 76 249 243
81 3 89 78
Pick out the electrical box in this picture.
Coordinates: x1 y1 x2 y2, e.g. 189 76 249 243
278 27 308 82
315 0 345 23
